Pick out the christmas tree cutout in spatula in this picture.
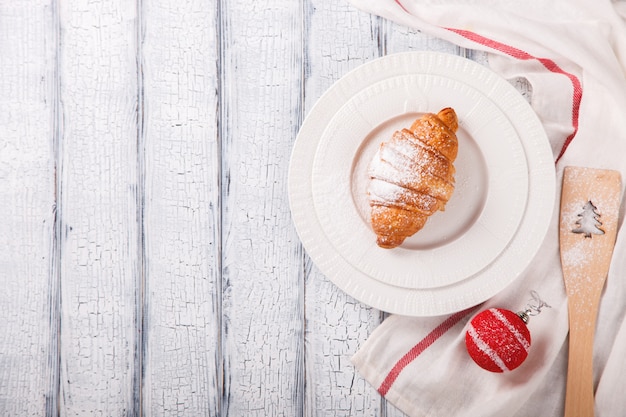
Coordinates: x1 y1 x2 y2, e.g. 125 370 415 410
572 201 605 238
560 166 622 417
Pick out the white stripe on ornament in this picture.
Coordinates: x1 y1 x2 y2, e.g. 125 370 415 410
490 309 530 352
467 324 508 372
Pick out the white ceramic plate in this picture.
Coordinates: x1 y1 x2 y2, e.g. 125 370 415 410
288 52 555 316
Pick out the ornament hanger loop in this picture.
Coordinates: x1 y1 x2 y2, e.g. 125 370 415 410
517 291 551 324
524 290 551 316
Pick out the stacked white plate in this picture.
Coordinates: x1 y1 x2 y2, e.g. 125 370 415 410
288 52 555 316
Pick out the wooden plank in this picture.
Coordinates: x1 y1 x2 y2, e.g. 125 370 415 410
140 0 221 415
303 2 386 416
219 1 305 415
0 1 58 415
57 1 140 415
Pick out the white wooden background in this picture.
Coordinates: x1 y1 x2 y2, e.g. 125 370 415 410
0 1 502 415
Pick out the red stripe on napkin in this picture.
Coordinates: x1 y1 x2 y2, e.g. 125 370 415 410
378 306 478 396
445 28 582 163
394 0 410 13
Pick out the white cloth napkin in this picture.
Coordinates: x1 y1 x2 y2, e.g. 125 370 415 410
348 1 626 416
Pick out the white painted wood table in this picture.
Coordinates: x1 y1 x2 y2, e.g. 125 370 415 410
0 1 512 415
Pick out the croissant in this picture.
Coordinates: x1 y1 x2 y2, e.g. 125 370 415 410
367 108 459 249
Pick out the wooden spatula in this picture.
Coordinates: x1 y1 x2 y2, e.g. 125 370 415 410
559 166 622 417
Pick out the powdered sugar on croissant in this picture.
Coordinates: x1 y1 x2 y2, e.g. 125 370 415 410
368 108 459 249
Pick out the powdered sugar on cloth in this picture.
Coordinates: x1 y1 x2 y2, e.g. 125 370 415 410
347 1 626 416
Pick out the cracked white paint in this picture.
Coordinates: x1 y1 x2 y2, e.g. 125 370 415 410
57 1 140 415
141 0 221 415
0 0 494 415
0 1 58 415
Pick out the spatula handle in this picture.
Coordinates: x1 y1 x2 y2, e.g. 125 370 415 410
564 293 600 417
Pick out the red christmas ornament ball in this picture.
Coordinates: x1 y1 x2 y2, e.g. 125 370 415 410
465 308 531 373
